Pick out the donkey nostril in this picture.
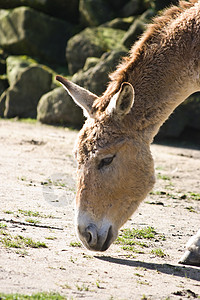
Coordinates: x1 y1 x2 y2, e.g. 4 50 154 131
85 224 97 246
85 231 92 244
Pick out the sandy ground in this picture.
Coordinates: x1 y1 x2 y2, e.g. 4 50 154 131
0 119 199 300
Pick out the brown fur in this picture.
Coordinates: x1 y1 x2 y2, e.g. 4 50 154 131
57 0 200 253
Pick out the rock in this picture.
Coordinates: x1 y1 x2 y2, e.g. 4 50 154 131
0 7 73 64
0 0 79 23
72 50 126 96
154 0 179 11
102 16 135 31
0 76 8 96
122 0 146 17
122 9 155 49
4 65 52 118
6 55 37 85
157 94 200 138
83 57 100 72
0 59 6 75
37 87 84 127
79 0 113 26
66 27 126 74
0 90 6 117
106 0 129 11
186 93 200 131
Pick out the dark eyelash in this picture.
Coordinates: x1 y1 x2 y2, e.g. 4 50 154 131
98 155 115 170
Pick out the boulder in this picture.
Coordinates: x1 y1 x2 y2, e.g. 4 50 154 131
122 0 146 17
0 7 73 64
37 87 84 127
157 94 200 138
4 65 52 118
72 50 126 96
79 0 113 26
0 76 8 96
106 0 129 11
154 0 179 11
83 57 100 72
122 9 155 49
102 16 135 31
0 0 79 23
66 27 126 74
0 90 6 117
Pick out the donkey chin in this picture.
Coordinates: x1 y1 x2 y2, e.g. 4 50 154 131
75 212 118 251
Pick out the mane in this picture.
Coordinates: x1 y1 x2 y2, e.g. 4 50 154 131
92 0 198 114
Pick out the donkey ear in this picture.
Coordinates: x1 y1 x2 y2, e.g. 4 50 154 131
106 82 135 117
56 75 98 117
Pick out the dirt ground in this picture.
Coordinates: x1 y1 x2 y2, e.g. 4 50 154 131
0 119 199 300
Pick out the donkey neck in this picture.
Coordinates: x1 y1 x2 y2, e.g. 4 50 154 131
128 53 199 141
121 2 200 142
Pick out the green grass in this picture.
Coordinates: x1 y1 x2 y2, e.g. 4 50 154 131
184 206 197 213
0 223 7 228
119 226 157 240
0 292 66 299
70 241 82 247
187 192 200 201
0 232 47 249
18 209 54 219
76 284 89 291
115 226 156 251
157 173 171 181
25 218 40 224
151 248 166 257
115 226 166 254
18 209 41 217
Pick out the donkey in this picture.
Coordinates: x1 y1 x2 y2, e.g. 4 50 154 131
57 0 200 266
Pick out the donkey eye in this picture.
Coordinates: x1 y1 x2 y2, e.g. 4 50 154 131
98 155 115 170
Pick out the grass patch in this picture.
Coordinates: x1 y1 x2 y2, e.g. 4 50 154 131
115 226 156 251
151 248 166 257
119 226 157 240
184 206 197 213
0 223 7 229
187 192 200 201
115 226 165 254
157 173 171 181
0 232 47 249
76 284 89 291
25 218 40 224
18 209 54 219
18 209 41 217
45 236 57 240
70 241 82 247
0 292 66 299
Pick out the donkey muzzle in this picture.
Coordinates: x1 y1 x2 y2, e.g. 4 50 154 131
77 223 113 251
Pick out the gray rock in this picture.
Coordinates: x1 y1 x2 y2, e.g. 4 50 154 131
0 90 6 117
122 0 146 17
122 9 154 49
37 87 84 127
72 50 126 96
157 94 200 138
106 0 129 11
4 65 52 118
6 55 36 85
0 0 79 23
0 7 72 64
0 76 8 96
102 16 135 31
66 27 126 74
83 57 100 72
79 0 113 26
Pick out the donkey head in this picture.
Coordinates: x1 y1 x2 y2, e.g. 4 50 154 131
56 76 155 251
